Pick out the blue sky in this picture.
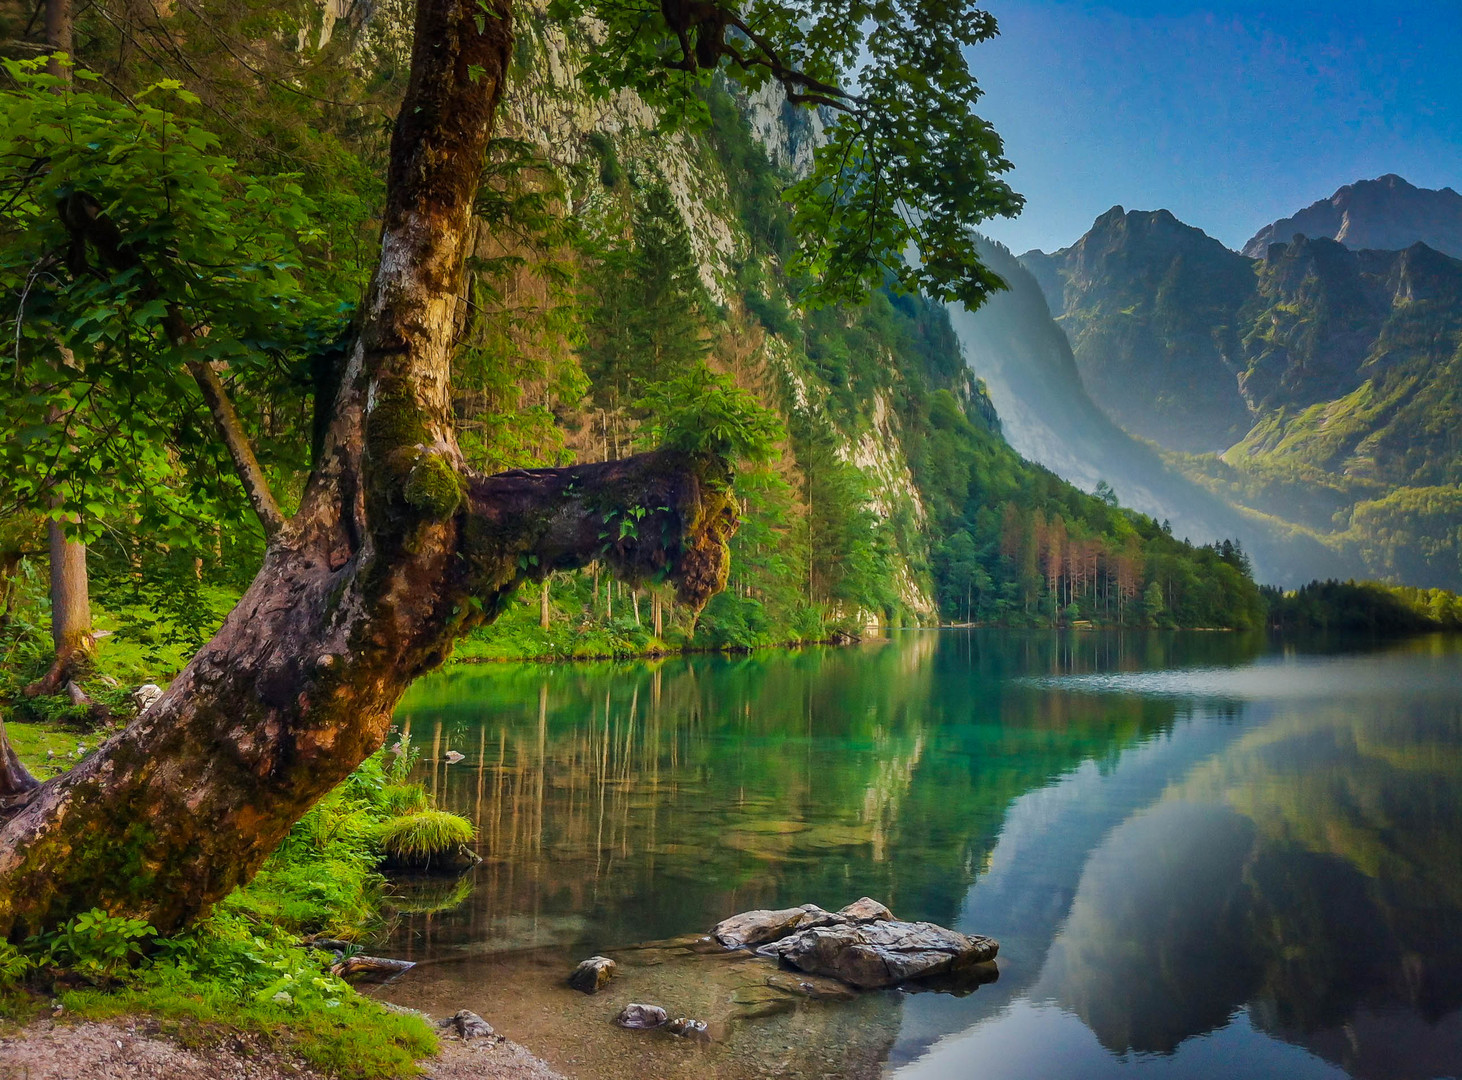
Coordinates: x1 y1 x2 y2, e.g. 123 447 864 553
967 1 1462 254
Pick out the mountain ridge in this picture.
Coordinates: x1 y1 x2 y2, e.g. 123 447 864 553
1020 207 1256 453
1242 174 1462 260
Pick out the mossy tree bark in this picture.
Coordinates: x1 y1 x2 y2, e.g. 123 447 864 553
0 0 736 939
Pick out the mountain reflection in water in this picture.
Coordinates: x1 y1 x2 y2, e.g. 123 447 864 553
378 631 1462 1080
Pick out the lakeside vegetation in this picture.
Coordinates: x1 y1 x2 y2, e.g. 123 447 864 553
0 717 464 1077
1263 579 1462 634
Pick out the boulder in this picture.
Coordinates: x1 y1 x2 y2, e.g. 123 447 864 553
614 1003 668 1030
711 903 840 949
568 955 617 994
131 683 163 713
759 921 998 989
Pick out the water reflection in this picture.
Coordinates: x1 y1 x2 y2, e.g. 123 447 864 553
378 632 1462 1080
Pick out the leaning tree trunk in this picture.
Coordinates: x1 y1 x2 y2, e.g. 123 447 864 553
22 512 97 700
0 0 735 939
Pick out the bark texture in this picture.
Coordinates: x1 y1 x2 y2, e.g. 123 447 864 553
0 0 736 939
46 517 90 660
44 0 72 79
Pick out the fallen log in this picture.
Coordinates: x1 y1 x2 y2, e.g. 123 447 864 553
329 954 416 980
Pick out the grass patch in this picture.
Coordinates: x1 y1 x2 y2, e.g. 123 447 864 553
3 720 107 779
59 921 437 1079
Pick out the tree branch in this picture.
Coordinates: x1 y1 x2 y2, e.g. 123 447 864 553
56 192 285 539
461 449 737 612
182 356 286 538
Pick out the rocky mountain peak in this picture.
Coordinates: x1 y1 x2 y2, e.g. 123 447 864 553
1243 175 1462 259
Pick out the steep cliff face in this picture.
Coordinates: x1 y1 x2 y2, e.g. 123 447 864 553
1021 208 1256 453
1243 175 1462 260
740 81 826 177
1237 238 1462 421
487 17 941 621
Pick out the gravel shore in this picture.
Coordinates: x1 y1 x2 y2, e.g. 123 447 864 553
0 1018 567 1080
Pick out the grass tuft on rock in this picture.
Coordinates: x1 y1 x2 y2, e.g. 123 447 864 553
377 809 475 863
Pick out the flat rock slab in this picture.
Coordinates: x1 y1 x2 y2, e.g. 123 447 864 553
615 1003 669 1030
765 970 859 1001
712 904 841 949
711 896 896 950
758 920 999 990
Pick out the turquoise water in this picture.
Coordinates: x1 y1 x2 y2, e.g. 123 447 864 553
378 631 1462 1080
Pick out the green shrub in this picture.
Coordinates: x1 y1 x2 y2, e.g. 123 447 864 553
36 908 156 983
380 782 431 816
0 941 33 990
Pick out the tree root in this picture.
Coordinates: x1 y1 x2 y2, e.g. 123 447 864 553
0 720 39 815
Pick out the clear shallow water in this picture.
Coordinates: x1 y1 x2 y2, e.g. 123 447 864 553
376 631 1462 1080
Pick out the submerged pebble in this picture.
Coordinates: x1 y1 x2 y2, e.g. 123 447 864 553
615 1003 669 1029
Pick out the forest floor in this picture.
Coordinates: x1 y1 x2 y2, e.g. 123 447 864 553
0 1017 567 1080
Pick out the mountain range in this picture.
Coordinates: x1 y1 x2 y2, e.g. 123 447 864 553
950 238 1348 586
956 176 1462 590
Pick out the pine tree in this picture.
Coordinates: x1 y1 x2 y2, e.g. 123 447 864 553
582 182 709 423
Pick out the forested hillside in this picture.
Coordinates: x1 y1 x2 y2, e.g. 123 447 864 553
0 0 1267 691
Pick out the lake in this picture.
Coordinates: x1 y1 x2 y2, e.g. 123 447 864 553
375 630 1462 1080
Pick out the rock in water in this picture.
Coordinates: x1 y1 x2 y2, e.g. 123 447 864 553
615 1003 669 1030
765 971 858 1001
711 904 840 949
666 1017 709 1039
438 1010 496 1040
569 955 618 994
837 897 894 922
759 921 999 989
